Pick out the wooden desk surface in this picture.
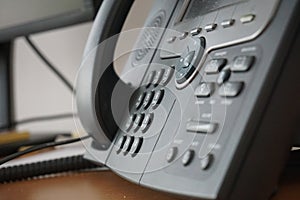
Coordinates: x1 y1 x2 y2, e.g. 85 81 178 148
0 169 300 200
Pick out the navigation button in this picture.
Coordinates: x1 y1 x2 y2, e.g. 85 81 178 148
219 82 244 97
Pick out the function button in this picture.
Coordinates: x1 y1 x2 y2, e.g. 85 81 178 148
179 32 188 40
186 121 217 134
152 69 165 86
219 82 244 97
216 69 231 85
182 150 195 166
231 56 255 72
141 113 153 133
195 83 214 97
125 114 136 131
166 147 178 163
132 113 145 132
240 14 255 24
142 91 154 109
167 36 176 43
145 71 156 88
200 154 214 170
116 135 127 150
131 137 143 155
221 19 235 28
190 27 202 36
135 93 145 110
161 67 174 86
151 89 165 108
205 23 217 32
175 51 196 84
123 136 134 152
204 59 227 74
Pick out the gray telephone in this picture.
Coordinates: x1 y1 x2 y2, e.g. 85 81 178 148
76 0 300 199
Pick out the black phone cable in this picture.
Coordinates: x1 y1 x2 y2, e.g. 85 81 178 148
25 36 75 93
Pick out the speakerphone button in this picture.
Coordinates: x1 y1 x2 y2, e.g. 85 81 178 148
205 59 227 74
182 150 195 166
205 23 217 32
219 82 244 97
231 56 255 72
166 147 178 163
240 14 255 24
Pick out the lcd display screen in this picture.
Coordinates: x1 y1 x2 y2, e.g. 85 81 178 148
183 0 246 21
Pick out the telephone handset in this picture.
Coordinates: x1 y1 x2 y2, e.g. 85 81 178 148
76 0 300 199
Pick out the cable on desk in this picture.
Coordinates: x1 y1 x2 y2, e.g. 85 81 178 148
0 155 100 183
0 136 91 165
25 36 75 93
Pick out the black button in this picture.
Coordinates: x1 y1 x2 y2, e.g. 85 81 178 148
231 56 255 72
217 69 231 85
141 113 153 133
145 71 156 88
135 93 145 110
204 59 227 74
131 137 143 155
151 90 164 108
123 136 134 152
125 114 136 131
116 135 126 150
195 83 214 97
166 147 178 163
219 82 244 97
200 154 214 170
182 150 195 166
132 113 145 132
142 91 154 109
161 67 174 86
152 69 165 86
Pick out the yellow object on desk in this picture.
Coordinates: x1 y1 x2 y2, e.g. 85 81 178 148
0 132 30 145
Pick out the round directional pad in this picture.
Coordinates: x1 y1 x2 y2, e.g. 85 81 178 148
175 37 206 85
